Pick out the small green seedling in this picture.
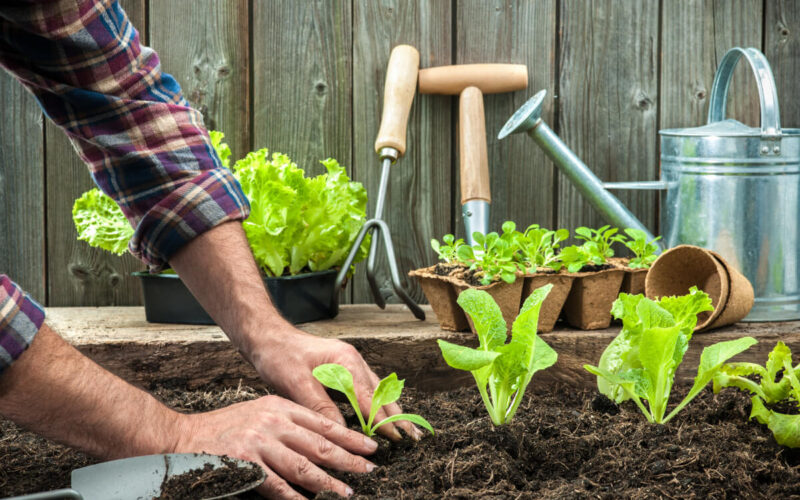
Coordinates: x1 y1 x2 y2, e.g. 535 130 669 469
558 245 592 273
457 226 523 285
438 285 558 425
714 342 800 447
623 228 661 269
575 225 625 265
515 224 569 272
585 289 757 424
312 363 434 437
431 234 466 264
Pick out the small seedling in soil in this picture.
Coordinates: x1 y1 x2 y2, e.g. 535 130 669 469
623 228 661 269
575 225 625 265
457 225 523 285
585 289 757 424
312 364 434 437
558 244 593 273
515 224 569 272
431 233 466 265
714 341 800 447
438 285 558 425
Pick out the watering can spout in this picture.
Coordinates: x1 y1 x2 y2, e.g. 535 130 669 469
499 89 663 250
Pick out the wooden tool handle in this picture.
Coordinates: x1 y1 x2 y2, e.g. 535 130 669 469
419 64 528 95
374 45 420 157
459 87 490 204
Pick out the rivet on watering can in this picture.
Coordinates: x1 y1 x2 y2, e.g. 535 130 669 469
774 145 781 154
761 145 769 154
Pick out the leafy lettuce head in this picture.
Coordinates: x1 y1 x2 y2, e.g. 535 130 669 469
233 150 369 276
72 188 134 256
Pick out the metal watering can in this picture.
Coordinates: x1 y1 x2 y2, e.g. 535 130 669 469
499 47 800 321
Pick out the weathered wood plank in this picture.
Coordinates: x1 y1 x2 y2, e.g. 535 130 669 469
556 0 659 237
765 0 800 128
351 0 453 305
0 72 45 302
44 0 148 306
149 0 250 162
47 305 797 391
455 0 557 234
252 0 351 175
660 0 763 134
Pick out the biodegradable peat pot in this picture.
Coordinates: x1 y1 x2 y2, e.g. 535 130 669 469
135 269 340 325
562 267 626 330
610 258 649 295
645 245 754 331
454 278 524 332
522 272 574 332
408 266 469 331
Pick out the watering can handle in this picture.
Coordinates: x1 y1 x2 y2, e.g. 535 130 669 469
707 47 782 141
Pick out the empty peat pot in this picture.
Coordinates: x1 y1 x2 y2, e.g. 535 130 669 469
644 245 754 331
134 269 340 325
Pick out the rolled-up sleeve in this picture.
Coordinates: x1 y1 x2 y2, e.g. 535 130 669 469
0 0 249 270
0 276 45 375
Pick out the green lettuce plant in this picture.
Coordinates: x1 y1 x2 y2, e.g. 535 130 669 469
714 342 800 447
312 363 434 437
456 228 522 285
575 225 624 265
515 224 569 272
72 188 134 256
437 285 558 425
431 234 466 264
558 245 592 273
585 289 756 424
623 228 661 269
232 148 370 276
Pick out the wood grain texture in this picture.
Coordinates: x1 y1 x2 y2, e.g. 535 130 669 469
252 0 352 176
557 0 659 237
660 0 763 134
47 305 800 391
459 87 491 203
351 0 453 304
149 0 250 161
44 0 147 306
456 0 557 236
0 72 45 302
765 0 800 128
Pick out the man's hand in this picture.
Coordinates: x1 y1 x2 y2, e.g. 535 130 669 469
169 222 423 441
174 394 377 499
250 329 424 441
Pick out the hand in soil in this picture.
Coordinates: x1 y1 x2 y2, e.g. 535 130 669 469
172 394 378 499
250 329 425 442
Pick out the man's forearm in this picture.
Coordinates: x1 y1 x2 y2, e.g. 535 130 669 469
168 221 289 362
0 324 183 460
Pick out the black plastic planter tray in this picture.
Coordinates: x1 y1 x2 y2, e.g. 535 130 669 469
134 269 340 325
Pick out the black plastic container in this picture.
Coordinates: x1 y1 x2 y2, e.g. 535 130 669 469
134 269 340 325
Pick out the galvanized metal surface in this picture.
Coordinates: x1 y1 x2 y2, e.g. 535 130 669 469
462 199 490 244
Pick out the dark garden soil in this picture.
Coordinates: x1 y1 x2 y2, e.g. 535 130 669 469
433 264 485 287
155 455 263 499
577 263 613 273
2 381 800 499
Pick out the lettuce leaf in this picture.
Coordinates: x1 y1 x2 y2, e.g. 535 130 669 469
233 151 369 276
72 188 134 255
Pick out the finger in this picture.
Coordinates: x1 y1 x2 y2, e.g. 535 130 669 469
255 463 305 500
267 446 353 497
287 403 379 456
291 379 346 426
283 422 375 473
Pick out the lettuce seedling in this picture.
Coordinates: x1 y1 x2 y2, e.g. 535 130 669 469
585 290 756 424
575 225 625 264
714 342 800 447
516 224 569 272
559 245 592 273
457 228 523 285
312 363 434 437
431 234 466 264
623 228 661 269
437 285 558 425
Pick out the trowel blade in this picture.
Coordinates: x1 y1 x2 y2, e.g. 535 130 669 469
71 453 264 500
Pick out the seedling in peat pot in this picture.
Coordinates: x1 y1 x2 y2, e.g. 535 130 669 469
438 285 558 426
516 225 569 272
312 363 434 437
559 245 592 273
623 228 661 269
575 225 625 264
585 289 757 424
431 234 466 264
714 342 800 447
457 226 523 285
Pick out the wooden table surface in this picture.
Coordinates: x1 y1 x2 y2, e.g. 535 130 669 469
47 305 800 391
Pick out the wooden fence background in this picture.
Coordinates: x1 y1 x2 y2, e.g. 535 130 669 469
1 0 798 307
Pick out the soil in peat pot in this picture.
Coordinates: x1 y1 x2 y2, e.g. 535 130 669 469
3 382 800 499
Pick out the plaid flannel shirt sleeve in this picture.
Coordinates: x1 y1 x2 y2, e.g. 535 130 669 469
0 0 250 271
0 276 45 375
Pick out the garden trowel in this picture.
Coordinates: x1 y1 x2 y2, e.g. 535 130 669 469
3 453 265 500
